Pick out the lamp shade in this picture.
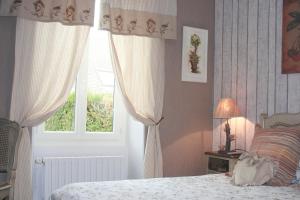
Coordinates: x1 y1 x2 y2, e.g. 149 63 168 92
214 98 240 119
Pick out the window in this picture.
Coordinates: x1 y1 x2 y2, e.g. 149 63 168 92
44 29 115 134
85 29 115 133
34 1 127 142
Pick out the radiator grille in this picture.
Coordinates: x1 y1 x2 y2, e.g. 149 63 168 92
42 156 125 199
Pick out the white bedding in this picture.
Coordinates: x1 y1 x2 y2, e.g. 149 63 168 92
51 174 300 200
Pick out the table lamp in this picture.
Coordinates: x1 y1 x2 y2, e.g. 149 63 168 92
214 98 240 152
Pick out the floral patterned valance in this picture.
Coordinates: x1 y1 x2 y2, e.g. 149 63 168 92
99 0 177 40
0 0 95 26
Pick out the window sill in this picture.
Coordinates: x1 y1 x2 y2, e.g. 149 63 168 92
33 130 125 147
32 129 128 159
33 136 128 159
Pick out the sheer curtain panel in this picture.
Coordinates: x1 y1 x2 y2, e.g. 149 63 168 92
109 35 165 178
9 18 89 200
100 0 177 178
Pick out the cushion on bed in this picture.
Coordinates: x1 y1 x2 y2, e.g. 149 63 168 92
231 152 275 186
249 126 300 186
292 162 300 184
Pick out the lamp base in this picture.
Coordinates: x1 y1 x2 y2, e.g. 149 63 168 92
224 120 232 152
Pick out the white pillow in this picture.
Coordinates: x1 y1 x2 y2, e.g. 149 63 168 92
231 152 276 186
292 162 300 184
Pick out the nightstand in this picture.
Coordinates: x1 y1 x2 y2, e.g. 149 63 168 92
205 151 241 174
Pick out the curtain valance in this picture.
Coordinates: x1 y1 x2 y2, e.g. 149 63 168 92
100 0 177 39
0 0 95 25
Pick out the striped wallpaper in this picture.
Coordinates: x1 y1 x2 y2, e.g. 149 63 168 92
213 0 300 151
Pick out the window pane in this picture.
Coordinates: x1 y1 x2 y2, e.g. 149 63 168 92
44 86 76 132
86 30 114 133
86 91 114 132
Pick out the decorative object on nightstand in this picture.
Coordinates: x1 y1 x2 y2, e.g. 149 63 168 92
214 98 240 152
205 151 242 174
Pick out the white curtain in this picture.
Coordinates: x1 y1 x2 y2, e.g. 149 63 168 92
10 18 89 200
109 34 165 178
102 0 177 178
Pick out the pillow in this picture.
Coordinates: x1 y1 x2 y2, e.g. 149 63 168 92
249 126 300 186
231 152 275 186
292 162 300 184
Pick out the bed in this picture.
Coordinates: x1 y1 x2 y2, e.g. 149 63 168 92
51 113 300 200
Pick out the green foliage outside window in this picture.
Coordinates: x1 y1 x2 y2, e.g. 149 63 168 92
45 92 113 132
45 93 76 131
86 92 113 132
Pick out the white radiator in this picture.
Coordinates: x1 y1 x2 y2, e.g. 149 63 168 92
38 156 126 199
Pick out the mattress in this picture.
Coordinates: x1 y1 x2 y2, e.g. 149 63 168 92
51 174 300 200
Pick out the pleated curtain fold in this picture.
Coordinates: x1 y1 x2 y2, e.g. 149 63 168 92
102 0 177 178
10 18 89 200
109 34 165 178
1 2 92 199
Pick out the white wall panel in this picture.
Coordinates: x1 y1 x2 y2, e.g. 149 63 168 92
268 0 277 116
275 0 288 113
236 0 248 150
213 0 224 150
213 0 300 151
245 0 258 151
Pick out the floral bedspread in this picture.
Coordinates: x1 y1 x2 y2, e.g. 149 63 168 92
51 174 300 200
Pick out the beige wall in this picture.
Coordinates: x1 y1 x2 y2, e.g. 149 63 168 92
0 17 16 118
161 0 215 177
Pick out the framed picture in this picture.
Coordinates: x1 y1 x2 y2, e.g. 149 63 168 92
282 0 300 73
181 26 208 82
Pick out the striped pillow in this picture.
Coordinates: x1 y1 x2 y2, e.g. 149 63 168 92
250 127 300 186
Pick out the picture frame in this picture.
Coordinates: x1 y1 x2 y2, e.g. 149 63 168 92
181 26 208 82
282 0 300 73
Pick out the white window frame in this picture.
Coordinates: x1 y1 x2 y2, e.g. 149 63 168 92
33 39 127 146
33 83 127 146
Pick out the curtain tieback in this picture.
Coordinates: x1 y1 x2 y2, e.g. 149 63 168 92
154 117 164 126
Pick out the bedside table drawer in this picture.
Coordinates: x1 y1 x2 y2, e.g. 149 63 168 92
208 157 229 173
205 151 241 174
